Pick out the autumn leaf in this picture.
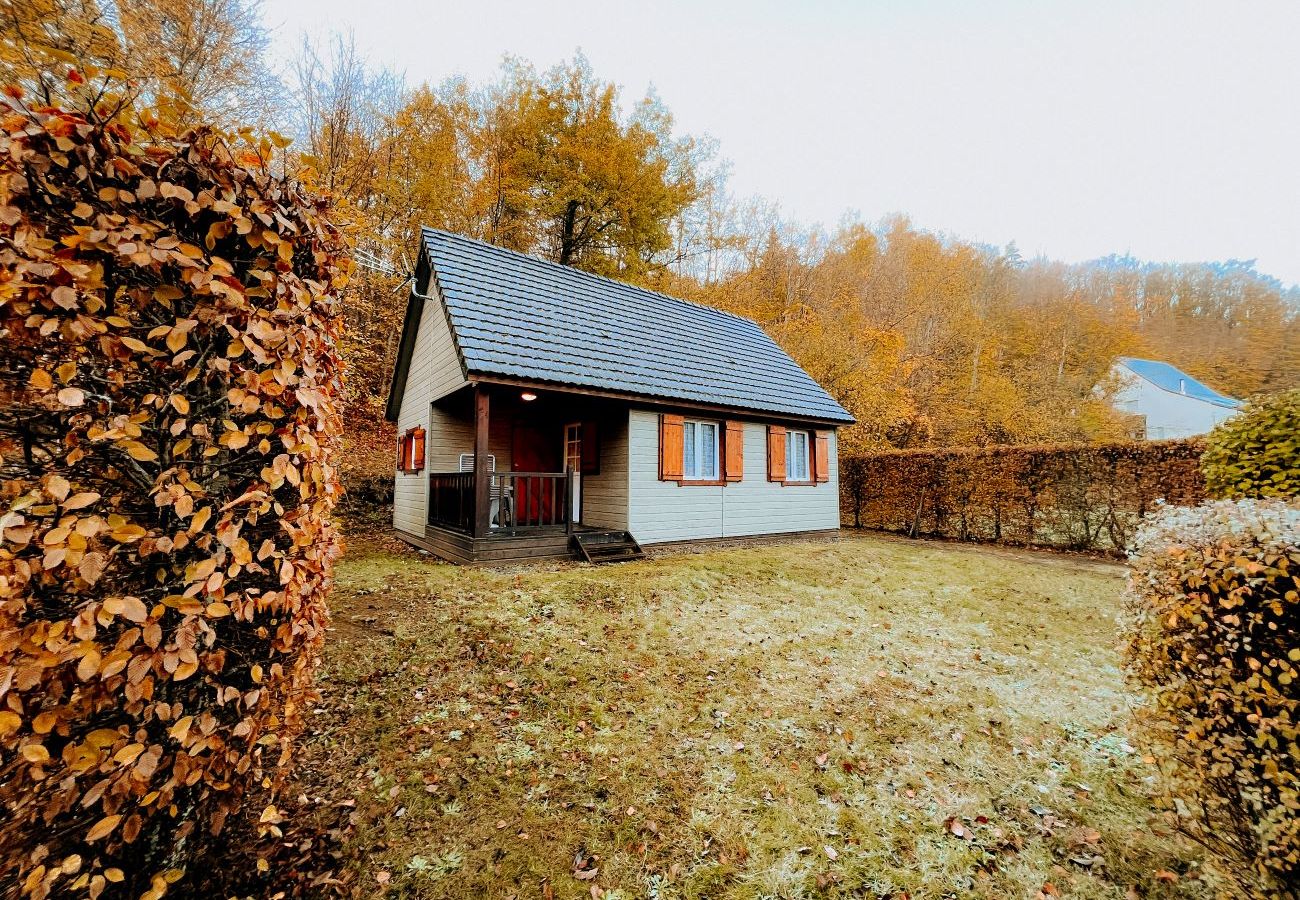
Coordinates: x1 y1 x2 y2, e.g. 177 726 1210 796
85 815 121 842
103 596 148 623
77 649 102 681
21 744 50 764
121 441 159 462
64 491 100 510
43 476 70 503
78 551 107 585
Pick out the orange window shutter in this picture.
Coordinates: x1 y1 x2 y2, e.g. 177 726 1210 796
767 425 787 482
413 427 426 472
814 431 830 482
724 421 744 481
397 434 406 472
659 414 684 480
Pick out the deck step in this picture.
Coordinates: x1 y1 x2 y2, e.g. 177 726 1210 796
571 531 645 564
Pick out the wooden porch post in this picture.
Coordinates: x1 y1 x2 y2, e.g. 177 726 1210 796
564 467 575 535
473 385 491 538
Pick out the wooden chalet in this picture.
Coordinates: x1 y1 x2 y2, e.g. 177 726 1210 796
385 229 855 564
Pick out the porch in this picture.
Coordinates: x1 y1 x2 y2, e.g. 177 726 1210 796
407 383 634 563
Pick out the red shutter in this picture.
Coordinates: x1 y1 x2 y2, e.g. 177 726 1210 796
724 421 744 482
412 427 426 472
581 421 600 475
397 434 407 472
659 414 684 480
814 431 830 482
767 425 786 482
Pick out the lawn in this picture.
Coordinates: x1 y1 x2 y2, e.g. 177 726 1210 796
278 530 1209 899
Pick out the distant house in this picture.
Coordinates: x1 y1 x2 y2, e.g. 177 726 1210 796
384 228 854 564
1107 356 1241 439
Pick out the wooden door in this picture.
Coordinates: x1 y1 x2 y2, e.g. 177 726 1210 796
512 422 561 523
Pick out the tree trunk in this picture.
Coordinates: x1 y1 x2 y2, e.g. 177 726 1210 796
559 199 579 265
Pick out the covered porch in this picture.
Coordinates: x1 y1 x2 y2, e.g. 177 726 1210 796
411 382 632 563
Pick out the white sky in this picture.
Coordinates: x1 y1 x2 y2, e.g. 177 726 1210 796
260 0 1300 286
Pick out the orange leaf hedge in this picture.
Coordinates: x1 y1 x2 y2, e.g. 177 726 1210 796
0 97 346 898
1124 500 1300 897
841 440 1207 554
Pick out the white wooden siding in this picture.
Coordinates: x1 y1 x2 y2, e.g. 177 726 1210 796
393 297 468 534
626 409 839 545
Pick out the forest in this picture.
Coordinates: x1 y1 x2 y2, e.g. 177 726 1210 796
7 0 1299 456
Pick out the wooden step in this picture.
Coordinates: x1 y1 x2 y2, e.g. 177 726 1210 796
571 531 645 564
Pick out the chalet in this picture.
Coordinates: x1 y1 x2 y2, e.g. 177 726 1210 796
384 228 854 564
1107 356 1241 439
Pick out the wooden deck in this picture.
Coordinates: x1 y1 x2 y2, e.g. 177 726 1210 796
396 523 621 565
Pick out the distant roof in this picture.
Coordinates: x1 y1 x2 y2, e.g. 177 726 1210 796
1117 357 1241 409
387 228 854 424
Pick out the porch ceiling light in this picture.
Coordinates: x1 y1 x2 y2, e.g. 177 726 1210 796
520 391 538 402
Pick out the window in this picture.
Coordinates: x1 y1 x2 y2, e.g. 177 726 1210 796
682 419 719 480
786 429 810 482
398 427 425 473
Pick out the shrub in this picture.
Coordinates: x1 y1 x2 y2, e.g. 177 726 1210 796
1202 389 1300 499
840 439 1206 554
0 94 346 897
1123 499 1300 897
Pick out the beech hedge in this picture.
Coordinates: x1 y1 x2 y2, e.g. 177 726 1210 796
1124 500 1300 897
0 94 346 897
840 439 1206 554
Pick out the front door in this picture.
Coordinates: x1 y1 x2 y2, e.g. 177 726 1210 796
563 423 583 522
513 422 562 524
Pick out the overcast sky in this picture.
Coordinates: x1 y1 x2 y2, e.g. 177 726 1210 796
260 0 1300 286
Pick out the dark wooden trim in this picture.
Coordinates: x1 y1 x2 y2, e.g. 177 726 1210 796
384 289 425 422
396 525 601 565
780 480 817 487
472 387 491 538
470 375 853 428
673 479 728 486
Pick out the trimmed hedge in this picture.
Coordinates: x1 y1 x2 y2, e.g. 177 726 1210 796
841 440 1206 554
1202 389 1300 499
0 97 345 897
1124 500 1300 897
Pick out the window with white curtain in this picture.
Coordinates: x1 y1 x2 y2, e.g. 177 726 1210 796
786 429 810 481
682 419 719 480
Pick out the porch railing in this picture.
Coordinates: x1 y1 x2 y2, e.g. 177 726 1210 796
496 471 573 530
428 472 475 532
428 469 574 533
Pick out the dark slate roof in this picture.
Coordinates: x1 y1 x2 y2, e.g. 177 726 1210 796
405 228 854 424
1118 357 1241 409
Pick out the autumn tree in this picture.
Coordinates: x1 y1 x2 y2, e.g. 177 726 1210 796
278 35 1299 453
0 0 279 126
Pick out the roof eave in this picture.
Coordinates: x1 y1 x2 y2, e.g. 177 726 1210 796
383 290 425 422
467 373 855 426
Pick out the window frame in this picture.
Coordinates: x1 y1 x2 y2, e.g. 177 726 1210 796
681 418 721 481
785 429 812 483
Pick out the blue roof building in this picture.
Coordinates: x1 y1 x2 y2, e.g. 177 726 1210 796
1110 357 1241 439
